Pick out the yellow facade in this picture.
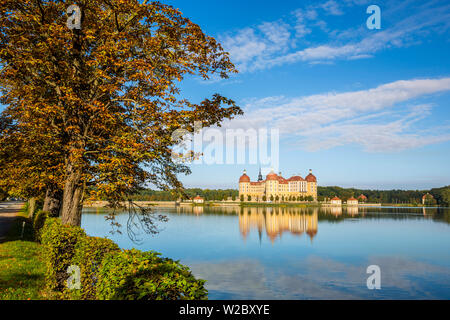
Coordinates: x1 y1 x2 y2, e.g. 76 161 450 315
239 169 317 201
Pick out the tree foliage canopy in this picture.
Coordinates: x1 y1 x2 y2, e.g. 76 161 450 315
0 0 242 225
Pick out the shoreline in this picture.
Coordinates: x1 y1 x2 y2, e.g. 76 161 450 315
82 201 441 209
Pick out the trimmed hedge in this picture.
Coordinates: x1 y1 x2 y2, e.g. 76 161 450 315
33 210 49 242
71 236 120 299
40 218 86 293
39 218 208 300
96 249 208 300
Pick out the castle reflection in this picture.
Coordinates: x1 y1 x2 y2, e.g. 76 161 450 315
167 204 450 242
238 207 318 243
320 206 362 217
193 206 204 215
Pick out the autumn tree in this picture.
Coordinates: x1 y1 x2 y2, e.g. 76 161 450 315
0 0 242 226
0 113 65 216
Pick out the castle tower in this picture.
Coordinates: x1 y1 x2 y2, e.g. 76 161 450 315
305 169 318 200
258 167 263 182
239 169 250 200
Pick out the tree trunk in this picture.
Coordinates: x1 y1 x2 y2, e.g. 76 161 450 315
60 163 85 226
27 197 36 218
43 186 63 217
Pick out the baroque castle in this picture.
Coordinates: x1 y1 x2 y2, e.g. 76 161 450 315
239 168 317 201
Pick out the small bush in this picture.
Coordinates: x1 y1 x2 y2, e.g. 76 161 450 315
33 210 49 242
40 218 86 293
96 249 208 300
70 236 120 300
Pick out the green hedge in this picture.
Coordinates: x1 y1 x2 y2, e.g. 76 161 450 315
39 218 207 300
40 218 86 294
71 236 120 299
33 210 49 242
96 249 208 300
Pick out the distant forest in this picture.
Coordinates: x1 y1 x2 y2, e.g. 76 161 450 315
128 185 450 206
317 186 449 205
129 188 239 202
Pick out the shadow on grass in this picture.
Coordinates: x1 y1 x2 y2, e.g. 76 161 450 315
0 272 44 288
2 215 36 243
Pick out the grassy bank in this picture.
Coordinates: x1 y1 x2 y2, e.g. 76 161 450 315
1 204 207 300
380 203 441 207
0 241 46 299
0 206 46 300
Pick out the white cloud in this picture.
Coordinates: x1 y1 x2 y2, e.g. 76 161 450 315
258 21 291 47
220 28 267 65
219 1 450 72
320 0 344 16
292 10 312 38
220 21 293 73
223 78 450 152
305 9 318 20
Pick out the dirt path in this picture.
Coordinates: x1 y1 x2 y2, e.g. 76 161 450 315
0 201 25 243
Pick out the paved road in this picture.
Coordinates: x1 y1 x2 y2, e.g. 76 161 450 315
0 201 24 243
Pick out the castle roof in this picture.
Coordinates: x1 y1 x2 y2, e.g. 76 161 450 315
348 197 357 201
331 196 341 201
288 176 305 181
277 176 288 184
266 172 279 181
242 169 317 184
239 174 250 183
305 173 317 182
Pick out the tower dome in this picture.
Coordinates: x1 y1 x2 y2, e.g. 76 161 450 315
239 169 250 183
266 170 278 181
288 176 304 181
305 169 317 182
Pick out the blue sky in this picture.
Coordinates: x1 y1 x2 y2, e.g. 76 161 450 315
1 0 449 190
164 0 450 190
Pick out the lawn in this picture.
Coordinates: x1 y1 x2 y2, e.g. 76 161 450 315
0 206 46 300
0 240 46 300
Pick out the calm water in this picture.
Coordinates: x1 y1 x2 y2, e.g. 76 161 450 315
81 205 450 299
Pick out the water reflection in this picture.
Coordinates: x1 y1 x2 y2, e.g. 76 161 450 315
238 207 318 243
193 206 204 215
83 205 450 245
190 255 450 300
81 205 450 299
323 206 343 217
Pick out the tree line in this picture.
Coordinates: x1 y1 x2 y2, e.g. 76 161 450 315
129 188 239 202
124 185 450 206
317 185 450 206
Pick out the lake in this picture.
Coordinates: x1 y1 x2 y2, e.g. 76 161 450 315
81 205 450 299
